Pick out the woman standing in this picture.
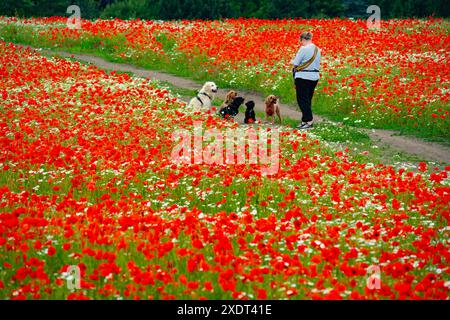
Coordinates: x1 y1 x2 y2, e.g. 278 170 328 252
292 32 321 129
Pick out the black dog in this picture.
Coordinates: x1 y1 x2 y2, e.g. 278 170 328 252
219 96 245 119
244 101 256 124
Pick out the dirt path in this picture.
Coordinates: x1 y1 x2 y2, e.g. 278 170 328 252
21 45 450 164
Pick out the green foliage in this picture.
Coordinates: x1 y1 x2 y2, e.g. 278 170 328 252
374 0 450 18
72 0 102 19
0 0 101 19
0 0 33 17
1 0 448 19
100 0 149 19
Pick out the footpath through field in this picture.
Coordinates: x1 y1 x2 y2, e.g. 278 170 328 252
19 45 450 165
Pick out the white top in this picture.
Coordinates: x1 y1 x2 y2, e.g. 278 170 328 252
292 43 321 81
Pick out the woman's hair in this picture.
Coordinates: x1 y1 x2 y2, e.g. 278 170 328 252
300 32 313 41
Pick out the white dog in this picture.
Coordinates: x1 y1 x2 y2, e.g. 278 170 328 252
188 81 218 112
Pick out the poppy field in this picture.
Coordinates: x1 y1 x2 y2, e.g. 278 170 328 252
0 17 449 141
0 38 449 300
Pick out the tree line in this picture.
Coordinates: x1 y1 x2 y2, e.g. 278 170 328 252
1 0 449 20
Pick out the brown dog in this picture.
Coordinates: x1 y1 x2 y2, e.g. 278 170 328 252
264 95 282 124
219 90 237 109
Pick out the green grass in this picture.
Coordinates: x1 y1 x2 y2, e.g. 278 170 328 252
2 22 448 143
253 110 429 165
1 38 448 300
313 93 450 146
157 80 198 99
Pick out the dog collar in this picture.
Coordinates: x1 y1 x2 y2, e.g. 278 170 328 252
200 92 212 100
196 96 204 105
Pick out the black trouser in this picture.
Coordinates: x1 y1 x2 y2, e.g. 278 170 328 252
295 78 319 123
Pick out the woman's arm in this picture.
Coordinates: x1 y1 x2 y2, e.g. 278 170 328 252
292 47 306 67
